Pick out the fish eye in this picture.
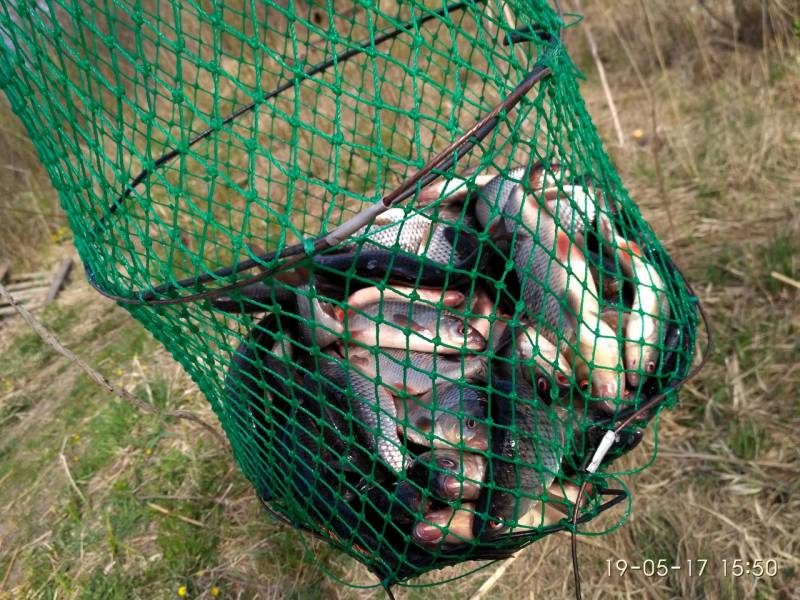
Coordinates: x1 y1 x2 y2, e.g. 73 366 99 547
465 418 476 429
536 376 550 394
440 458 456 469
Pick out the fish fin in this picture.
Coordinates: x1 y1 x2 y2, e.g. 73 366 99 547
556 230 572 262
626 240 644 258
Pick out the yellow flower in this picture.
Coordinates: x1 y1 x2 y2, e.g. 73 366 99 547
115 369 124 377
632 128 644 139
145 448 153 456
177 585 187 597
210 587 220 597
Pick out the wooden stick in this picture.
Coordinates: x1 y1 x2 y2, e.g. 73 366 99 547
147 502 206 528
0 546 20 591
770 271 800 290
0 286 49 303
0 282 229 450
0 262 9 284
44 258 73 304
59 448 87 505
573 0 625 146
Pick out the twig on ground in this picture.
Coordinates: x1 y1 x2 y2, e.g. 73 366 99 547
0 282 229 451
573 0 625 146
770 271 800 290
59 437 87 505
0 546 21 590
147 502 206 528
470 552 523 600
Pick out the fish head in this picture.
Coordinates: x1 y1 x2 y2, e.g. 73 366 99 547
590 368 623 401
433 410 489 451
413 506 475 546
435 452 486 500
438 315 487 352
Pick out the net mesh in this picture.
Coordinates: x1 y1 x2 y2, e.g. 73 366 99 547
1 0 699 587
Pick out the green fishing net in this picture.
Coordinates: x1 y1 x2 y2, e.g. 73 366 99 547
0 0 700 588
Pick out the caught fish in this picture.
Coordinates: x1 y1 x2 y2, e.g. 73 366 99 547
413 504 477 547
345 285 465 312
345 346 487 396
409 449 487 502
295 285 343 348
319 356 405 474
544 480 593 515
474 167 527 231
473 378 566 538
515 324 572 397
357 207 431 253
465 286 499 343
475 162 563 232
399 384 489 451
599 214 671 386
416 172 499 206
538 184 597 235
600 306 630 334
557 231 624 400
345 300 486 353
587 248 623 303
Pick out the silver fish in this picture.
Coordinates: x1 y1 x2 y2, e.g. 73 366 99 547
557 231 624 400
598 214 670 387
399 384 488 451
515 324 573 395
296 285 343 348
473 379 566 536
345 346 487 396
511 205 567 335
539 184 597 234
356 207 431 253
319 355 405 473
344 300 486 353
345 285 465 312
474 167 527 231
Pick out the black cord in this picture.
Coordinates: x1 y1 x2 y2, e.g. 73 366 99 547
570 267 713 600
95 1 478 230
85 61 553 304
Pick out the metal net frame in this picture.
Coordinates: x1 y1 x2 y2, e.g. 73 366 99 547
0 0 709 590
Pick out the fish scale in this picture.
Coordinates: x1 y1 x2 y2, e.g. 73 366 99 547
474 378 565 536
356 208 431 253
512 211 570 336
401 384 488 450
320 357 405 474
345 300 486 353
474 167 527 229
347 347 487 396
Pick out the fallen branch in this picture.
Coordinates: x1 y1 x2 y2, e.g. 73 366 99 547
147 502 206 528
770 271 800 290
59 436 87 505
0 282 229 451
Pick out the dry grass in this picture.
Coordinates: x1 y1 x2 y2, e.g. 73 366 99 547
1 1 799 598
